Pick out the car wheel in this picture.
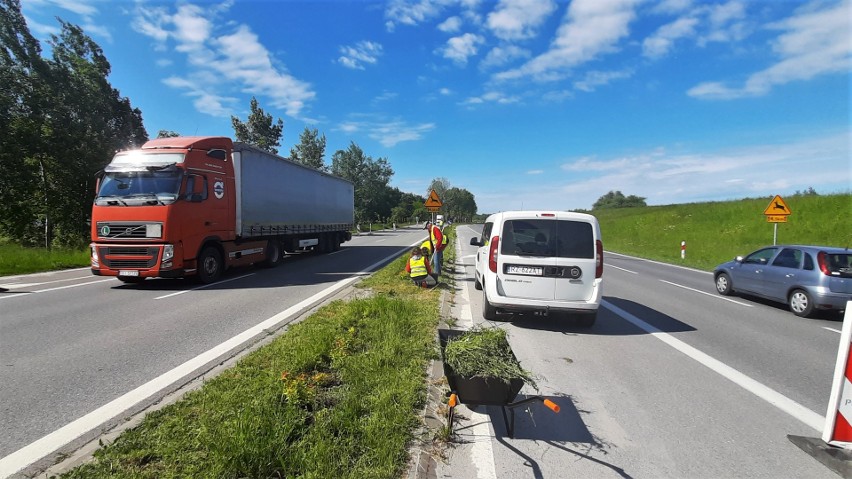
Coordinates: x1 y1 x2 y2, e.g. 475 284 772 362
715 273 733 296
789 289 815 317
575 311 597 328
482 289 497 320
474 273 482 291
198 246 222 284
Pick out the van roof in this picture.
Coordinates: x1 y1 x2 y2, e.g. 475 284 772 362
485 210 598 223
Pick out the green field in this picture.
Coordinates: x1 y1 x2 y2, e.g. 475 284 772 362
593 193 851 271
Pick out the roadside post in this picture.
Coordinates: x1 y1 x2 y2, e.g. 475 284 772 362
788 303 852 477
763 195 792 245
681 241 686 260
823 301 852 448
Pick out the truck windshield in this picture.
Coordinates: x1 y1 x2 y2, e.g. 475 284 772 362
96 169 182 206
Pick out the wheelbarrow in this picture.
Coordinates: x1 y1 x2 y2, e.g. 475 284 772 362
438 328 560 438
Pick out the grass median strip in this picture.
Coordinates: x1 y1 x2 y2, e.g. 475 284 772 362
60 234 455 479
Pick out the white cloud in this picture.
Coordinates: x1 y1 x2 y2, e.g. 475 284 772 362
437 32 485 65
642 16 699 59
438 16 462 33
573 69 633 92
480 45 531 69
688 0 852 99
132 2 315 118
335 118 435 147
385 0 446 31
495 0 640 82
486 0 557 41
698 0 747 46
338 41 384 70
462 90 520 105
554 132 850 207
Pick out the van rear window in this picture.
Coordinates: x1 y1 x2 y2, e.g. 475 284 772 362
501 219 594 258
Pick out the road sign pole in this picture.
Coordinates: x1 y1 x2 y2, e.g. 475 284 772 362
773 223 778 245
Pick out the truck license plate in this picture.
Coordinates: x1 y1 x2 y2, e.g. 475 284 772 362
119 270 139 277
506 265 542 276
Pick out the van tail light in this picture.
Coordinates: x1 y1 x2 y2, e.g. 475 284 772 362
595 240 604 278
817 251 831 275
489 236 499 273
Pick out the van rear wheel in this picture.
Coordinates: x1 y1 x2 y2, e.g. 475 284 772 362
482 289 497 320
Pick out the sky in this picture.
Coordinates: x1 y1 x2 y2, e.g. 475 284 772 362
20 0 852 213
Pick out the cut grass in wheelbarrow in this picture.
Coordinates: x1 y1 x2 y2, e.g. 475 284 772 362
438 328 559 438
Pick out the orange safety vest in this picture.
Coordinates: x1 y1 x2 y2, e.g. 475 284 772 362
409 256 428 277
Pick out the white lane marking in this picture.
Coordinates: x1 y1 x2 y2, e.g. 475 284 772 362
608 264 637 274
455 238 497 479
0 246 413 479
0 279 114 300
1 275 92 289
606 251 712 275
659 279 754 307
823 327 842 334
602 300 824 432
154 273 255 300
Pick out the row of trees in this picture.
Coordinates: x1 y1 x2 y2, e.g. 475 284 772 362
0 0 477 248
1 0 147 247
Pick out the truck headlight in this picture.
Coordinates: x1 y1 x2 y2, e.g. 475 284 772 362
91 244 99 266
162 244 174 262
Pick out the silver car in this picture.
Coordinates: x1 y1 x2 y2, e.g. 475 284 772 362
714 245 852 317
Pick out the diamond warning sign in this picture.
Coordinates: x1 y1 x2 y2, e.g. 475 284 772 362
763 195 792 216
424 190 442 209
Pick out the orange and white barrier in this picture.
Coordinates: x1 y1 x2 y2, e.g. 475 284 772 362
823 301 852 448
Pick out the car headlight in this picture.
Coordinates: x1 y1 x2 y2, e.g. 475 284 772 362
162 244 174 262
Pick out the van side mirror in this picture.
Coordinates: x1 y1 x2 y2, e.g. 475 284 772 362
470 237 482 247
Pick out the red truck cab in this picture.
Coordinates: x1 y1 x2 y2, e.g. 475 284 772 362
91 136 241 283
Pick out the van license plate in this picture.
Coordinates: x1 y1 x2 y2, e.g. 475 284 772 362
506 265 542 276
119 270 139 277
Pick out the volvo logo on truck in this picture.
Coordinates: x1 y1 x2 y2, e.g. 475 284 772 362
214 181 225 199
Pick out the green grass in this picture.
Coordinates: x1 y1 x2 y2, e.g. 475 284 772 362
59 230 451 479
0 242 90 276
593 193 851 271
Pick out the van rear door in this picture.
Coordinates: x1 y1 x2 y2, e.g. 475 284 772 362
497 218 557 301
552 218 597 302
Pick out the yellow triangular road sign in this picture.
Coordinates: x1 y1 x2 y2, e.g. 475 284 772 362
424 189 442 208
763 195 791 216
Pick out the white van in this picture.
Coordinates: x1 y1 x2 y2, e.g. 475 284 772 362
470 211 603 326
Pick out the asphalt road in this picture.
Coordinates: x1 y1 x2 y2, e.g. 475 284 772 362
439 224 845 479
0 226 428 478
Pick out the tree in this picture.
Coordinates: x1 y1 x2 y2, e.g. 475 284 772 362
231 96 283 154
0 5 147 247
331 142 393 223
443 187 477 222
290 127 327 171
427 177 451 200
157 130 180 138
592 190 647 210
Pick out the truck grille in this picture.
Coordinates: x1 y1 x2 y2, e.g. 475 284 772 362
97 246 159 269
96 222 162 239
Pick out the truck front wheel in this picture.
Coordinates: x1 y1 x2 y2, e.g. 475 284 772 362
198 246 222 284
